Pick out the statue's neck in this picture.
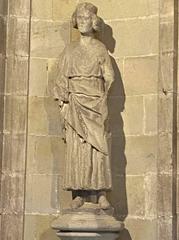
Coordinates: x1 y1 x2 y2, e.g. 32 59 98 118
80 32 94 46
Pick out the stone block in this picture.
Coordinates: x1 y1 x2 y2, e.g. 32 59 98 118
1 214 24 240
4 95 27 134
126 176 145 217
52 0 78 21
144 174 157 218
2 133 26 173
144 95 158 134
9 0 30 17
104 17 159 58
160 22 174 52
32 0 52 19
121 96 144 135
31 20 70 58
122 218 157 240
7 16 29 57
158 93 173 133
157 174 172 217
79 0 158 20
28 96 62 136
24 214 58 240
0 16 6 54
29 58 48 97
1 174 25 214
47 58 59 96
125 135 157 174
0 0 8 15
0 54 5 94
58 175 72 210
25 174 60 213
157 217 172 240
160 0 174 18
123 56 158 95
5 56 28 95
158 132 172 173
159 52 174 93
26 135 65 175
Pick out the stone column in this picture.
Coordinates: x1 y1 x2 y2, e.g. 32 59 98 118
158 0 178 239
0 0 31 239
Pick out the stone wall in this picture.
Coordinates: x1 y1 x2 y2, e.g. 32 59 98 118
0 0 178 240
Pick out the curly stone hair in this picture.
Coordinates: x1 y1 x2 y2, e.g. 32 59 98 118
71 2 102 32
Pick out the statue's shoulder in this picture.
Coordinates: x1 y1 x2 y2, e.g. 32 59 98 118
91 39 108 53
63 42 79 54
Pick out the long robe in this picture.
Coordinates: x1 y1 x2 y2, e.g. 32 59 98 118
54 39 114 190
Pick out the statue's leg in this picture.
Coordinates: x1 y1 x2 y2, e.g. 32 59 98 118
98 191 111 210
71 190 85 209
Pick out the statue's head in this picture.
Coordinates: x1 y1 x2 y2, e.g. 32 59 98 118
72 2 102 33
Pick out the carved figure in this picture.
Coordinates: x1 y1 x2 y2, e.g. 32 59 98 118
54 2 114 210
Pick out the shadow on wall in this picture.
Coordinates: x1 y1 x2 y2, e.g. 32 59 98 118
45 21 132 240
98 23 132 240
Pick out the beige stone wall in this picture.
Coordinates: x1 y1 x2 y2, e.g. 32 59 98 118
0 0 178 240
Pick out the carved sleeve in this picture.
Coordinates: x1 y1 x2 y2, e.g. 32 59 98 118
53 49 69 103
101 50 115 93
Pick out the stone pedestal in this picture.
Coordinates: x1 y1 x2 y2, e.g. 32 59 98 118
51 203 124 240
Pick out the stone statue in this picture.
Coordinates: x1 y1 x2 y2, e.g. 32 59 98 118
54 2 114 210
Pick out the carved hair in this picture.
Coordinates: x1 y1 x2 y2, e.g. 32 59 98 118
71 2 102 32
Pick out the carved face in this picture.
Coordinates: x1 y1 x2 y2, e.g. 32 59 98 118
76 10 93 34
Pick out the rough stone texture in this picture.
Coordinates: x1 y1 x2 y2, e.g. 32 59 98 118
79 0 158 20
105 17 159 58
31 20 70 58
0 0 178 240
123 56 158 96
5 56 28 95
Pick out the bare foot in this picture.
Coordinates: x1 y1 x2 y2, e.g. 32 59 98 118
98 195 110 210
71 196 84 209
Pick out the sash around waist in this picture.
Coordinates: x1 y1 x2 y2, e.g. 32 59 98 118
68 77 105 96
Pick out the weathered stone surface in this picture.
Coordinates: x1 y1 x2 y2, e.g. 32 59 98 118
159 52 174 93
24 214 59 240
52 0 79 21
160 22 174 52
158 174 172 217
158 132 173 173
125 135 157 174
28 96 62 136
31 20 70 58
144 174 157 218
126 176 145 216
1 174 24 213
5 56 28 95
7 16 29 56
4 95 27 134
105 17 159 58
26 135 65 175
160 0 174 17
1 214 24 240
58 175 72 210
157 217 172 240
29 58 48 96
0 0 8 15
0 54 5 94
32 0 52 19
2 134 26 173
79 0 158 20
123 218 157 240
9 0 30 17
47 58 59 96
158 93 173 133
25 174 60 213
144 95 157 134
123 56 158 95
0 16 6 54
121 96 144 135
